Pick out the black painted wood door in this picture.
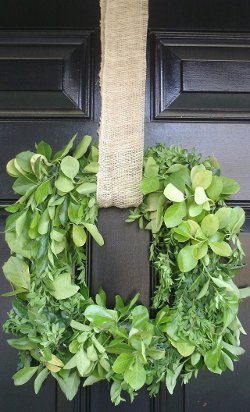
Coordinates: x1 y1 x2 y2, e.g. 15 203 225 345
0 1 250 411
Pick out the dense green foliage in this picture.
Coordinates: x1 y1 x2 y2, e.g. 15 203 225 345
2 138 249 405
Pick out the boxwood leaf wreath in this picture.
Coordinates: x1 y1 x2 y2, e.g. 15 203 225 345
2 135 250 405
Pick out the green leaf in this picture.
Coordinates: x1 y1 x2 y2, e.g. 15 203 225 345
222 341 245 356
13 367 39 386
60 156 80 180
72 225 87 247
204 339 222 373
215 207 232 229
209 241 232 257
55 175 75 193
36 140 52 160
206 176 223 201
76 348 91 376
124 360 146 391
84 305 118 327
35 180 51 204
190 164 206 181
34 368 49 394
228 207 245 233
38 209 50 235
177 245 198 273
189 202 203 217
3 256 30 289
221 351 234 372
194 186 209 205
197 280 210 299
140 176 160 195
191 352 201 366
201 214 219 237
15 151 34 174
84 162 99 173
13 176 37 195
83 223 104 246
239 287 250 299
53 134 77 161
211 276 236 293
173 221 192 242
144 157 159 177
164 202 186 228
52 370 80 401
73 135 92 159
76 182 97 195
112 353 132 374
221 176 240 195
164 183 184 202
131 305 149 329
172 341 195 357
6 158 20 177
83 375 102 387
8 337 35 350
192 170 212 190
50 273 79 300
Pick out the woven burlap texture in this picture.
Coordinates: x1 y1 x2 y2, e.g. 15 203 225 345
97 0 148 208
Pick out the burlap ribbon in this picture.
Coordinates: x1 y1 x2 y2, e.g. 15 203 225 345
97 0 149 208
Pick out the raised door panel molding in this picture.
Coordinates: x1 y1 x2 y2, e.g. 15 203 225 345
152 32 250 120
0 31 93 118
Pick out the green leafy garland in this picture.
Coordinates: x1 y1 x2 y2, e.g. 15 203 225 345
2 136 250 405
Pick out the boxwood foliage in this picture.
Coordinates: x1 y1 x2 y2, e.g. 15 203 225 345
2 137 250 405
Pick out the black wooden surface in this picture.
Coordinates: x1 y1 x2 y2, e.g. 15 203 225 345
0 1 250 411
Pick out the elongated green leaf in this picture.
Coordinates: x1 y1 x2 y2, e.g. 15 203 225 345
140 176 160 195
206 176 223 201
194 186 209 205
8 337 35 350
35 180 51 204
211 276 236 292
197 280 210 299
209 241 232 257
34 368 49 394
76 348 91 376
55 175 75 193
204 339 222 373
13 176 37 195
6 158 20 177
84 162 99 173
13 366 39 386
83 223 104 246
76 182 97 195
73 135 92 159
84 305 118 327
239 287 250 299
53 134 77 161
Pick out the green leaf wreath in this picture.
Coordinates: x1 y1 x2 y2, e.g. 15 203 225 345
2 135 250 405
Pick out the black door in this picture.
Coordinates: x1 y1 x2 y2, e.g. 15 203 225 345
0 1 250 411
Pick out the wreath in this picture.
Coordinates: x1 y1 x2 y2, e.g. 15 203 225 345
2 135 250 405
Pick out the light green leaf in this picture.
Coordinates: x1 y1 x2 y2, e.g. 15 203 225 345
38 209 50 235
72 225 87 247
34 368 49 394
164 202 186 228
194 186 209 205
191 353 201 366
12 176 37 195
73 135 92 159
164 183 184 202
76 182 97 195
8 337 35 350
206 176 223 201
131 305 149 329
84 162 99 173
221 176 240 195
165 364 183 395
209 241 232 257
6 159 20 177
55 175 75 193
211 276 236 292
61 156 79 180
144 157 159 177
197 280 210 299
229 207 245 233
192 170 212 190
16 151 34 174
124 360 146 391
83 223 104 246
36 140 52 160
52 370 80 401
189 202 203 217
83 375 102 387
140 176 160 195
190 164 206 181
35 180 51 204
173 221 192 242
222 341 245 356
13 367 39 386
76 348 91 376
84 305 118 327
239 287 250 299
215 207 232 229
201 214 219 237
3 256 30 290
112 353 132 374
204 339 222 373
172 340 195 357
50 273 79 300
177 245 198 273
53 134 77 161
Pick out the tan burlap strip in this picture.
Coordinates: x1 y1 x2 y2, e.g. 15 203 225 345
97 0 149 208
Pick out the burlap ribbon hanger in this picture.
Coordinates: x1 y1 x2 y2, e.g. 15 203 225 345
97 0 149 208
